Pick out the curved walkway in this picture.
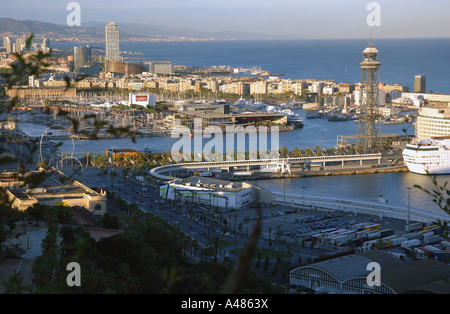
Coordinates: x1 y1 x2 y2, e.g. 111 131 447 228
149 153 382 180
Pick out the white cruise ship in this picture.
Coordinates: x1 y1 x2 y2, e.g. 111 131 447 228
402 138 450 174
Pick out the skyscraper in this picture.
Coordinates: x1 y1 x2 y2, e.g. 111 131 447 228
105 22 120 62
356 39 382 153
74 46 92 74
414 74 426 93
3 37 12 54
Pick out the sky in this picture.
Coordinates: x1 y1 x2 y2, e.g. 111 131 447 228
2 0 450 39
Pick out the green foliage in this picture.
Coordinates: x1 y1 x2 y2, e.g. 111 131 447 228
415 175 450 239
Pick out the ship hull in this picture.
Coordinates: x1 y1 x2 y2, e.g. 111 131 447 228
402 142 450 175
404 161 450 175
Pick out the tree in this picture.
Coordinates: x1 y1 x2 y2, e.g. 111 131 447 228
207 235 228 262
32 213 59 290
415 176 450 239
26 203 46 226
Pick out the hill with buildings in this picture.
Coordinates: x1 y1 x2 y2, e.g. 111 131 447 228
0 18 271 42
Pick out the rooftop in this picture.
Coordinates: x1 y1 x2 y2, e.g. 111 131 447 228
172 176 249 192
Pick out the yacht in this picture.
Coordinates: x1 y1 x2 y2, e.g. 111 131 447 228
266 106 303 128
402 138 450 174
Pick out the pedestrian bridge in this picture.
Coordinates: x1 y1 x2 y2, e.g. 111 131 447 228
150 153 382 180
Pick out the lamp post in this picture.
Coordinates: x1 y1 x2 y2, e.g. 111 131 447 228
407 187 411 228
39 123 74 165
301 186 307 207
283 176 286 212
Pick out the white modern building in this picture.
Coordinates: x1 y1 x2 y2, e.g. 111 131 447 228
415 106 450 141
105 22 120 62
129 92 156 107
402 92 450 105
148 61 174 75
159 177 271 210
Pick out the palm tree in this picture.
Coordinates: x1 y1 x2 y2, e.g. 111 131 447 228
207 235 227 262
85 152 91 168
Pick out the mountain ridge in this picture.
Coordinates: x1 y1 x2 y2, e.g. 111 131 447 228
0 18 273 41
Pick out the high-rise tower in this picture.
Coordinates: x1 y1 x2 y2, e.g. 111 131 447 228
414 74 426 93
74 46 92 74
105 22 120 63
356 39 382 153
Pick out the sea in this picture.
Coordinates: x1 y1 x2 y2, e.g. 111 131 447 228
33 38 450 215
53 38 450 94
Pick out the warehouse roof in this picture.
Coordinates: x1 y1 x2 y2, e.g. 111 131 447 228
310 251 402 282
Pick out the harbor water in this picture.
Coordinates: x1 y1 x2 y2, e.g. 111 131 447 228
25 38 450 217
19 109 448 216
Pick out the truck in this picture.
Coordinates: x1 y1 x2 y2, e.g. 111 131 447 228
405 222 423 232
423 234 442 245
401 239 422 249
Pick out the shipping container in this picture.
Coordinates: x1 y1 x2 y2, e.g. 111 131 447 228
423 235 442 245
391 236 408 246
380 229 394 238
363 223 381 231
401 239 422 249
441 241 450 250
406 222 423 232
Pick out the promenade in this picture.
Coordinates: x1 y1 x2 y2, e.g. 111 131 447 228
272 191 450 224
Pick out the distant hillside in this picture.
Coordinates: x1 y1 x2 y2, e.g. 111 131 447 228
0 18 271 41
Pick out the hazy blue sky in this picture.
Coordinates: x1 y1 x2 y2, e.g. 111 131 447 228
2 0 450 39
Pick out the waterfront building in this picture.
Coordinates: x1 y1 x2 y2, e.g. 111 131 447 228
277 79 293 94
290 250 450 294
309 81 324 94
128 92 156 107
415 106 450 141
174 106 287 130
105 22 120 73
336 83 355 94
105 60 146 76
292 81 309 96
6 170 107 216
106 148 140 162
73 46 92 74
159 177 271 210
323 86 338 96
401 92 450 106
148 61 174 75
250 80 267 95
414 74 426 93
6 86 77 100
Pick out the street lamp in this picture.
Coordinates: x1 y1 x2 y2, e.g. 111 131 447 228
301 186 307 207
407 187 412 228
283 176 286 212
39 123 75 165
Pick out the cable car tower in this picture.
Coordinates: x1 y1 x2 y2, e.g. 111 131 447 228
356 39 382 153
